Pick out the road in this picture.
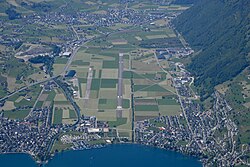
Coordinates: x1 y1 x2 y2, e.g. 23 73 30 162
0 43 82 103
25 87 44 119
0 75 59 102
71 25 80 40
131 78 135 142
153 51 203 150
116 53 124 118
62 46 81 75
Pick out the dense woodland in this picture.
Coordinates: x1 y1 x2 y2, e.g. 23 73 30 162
5 7 21 20
173 0 250 99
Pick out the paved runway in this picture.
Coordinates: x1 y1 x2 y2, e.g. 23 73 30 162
117 53 124 117
84 67 93 106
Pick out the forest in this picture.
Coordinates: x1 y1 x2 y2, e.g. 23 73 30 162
173 0 250 99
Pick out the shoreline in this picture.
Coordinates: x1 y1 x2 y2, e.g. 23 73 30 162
0 142 203 166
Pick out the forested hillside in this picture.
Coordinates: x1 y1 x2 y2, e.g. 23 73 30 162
173 0 250 99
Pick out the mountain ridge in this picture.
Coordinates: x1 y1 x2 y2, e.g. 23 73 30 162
173 0 250 99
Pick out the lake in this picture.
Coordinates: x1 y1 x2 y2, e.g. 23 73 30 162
0 144 202 167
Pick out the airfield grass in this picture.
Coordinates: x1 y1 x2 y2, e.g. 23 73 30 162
102 60 118 69
91 79 101 90
72 69 88 78
80 83 86 98
123 99 130 109
108 118 127 127
98 99 117 109
83 109 117 122
85 100 98 110
99 89 117 98
101 69 118 78
90 90 99 99
100 79 117 88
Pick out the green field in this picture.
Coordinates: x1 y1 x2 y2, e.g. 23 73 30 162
158 105 181 116
134 84 168 92
108 118 127 127
135 105 159 111
3 109 30 120
98 99 117 109
100 79 117 88
53 108 63 125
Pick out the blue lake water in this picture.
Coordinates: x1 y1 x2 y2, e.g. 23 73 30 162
0 144 202 167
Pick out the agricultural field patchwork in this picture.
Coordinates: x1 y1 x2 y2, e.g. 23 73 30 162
0 0 186 141
63 19 183 138
1 85 42 120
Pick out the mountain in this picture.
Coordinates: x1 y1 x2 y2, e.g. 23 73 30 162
173 0 250 99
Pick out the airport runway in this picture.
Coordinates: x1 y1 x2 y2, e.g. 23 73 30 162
84 67 93 106
117 53 124 117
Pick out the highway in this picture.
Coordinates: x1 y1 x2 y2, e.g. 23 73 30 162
0 75 59 102
62 46 81 75
0 44 81 103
